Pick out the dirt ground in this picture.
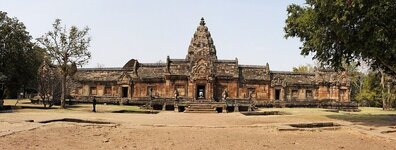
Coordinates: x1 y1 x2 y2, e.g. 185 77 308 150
1 100 396 150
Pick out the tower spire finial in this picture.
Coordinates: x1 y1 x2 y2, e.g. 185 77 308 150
200 17 205 26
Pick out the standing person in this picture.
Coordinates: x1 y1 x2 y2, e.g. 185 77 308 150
92 97 97 112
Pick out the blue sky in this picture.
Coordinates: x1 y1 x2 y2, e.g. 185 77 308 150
1 0 313 71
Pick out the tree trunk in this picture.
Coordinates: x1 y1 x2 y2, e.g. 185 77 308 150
42 94 46 108
60 74 67 109
387 82 392 109
43 98 47 108
380 70 388 110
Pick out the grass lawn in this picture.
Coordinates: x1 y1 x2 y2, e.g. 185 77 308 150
326 107 396 127
2 99 145 113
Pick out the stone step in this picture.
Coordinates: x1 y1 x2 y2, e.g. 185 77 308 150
184 103 222 113
184 111 217 113
188 108 213 111
188 106 213 109
184 109 217 113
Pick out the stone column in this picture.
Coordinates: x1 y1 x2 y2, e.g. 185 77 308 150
280 88 284 101
130 82 134 98
206 81 212 101
269 88 274 100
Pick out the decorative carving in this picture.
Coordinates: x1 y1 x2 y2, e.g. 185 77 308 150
191 59 209 79
339 71 350 86
330 73 337 82
271 77 286 87
117 72 132 84
186 17 217 61
185 18 218 81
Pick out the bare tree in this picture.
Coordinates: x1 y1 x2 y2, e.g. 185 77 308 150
37 19 91 108
37 60 61 108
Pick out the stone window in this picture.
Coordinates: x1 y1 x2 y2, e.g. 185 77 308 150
105 87 112 95
248 88 255 98
147 86 156 96
90 87 97 95
291 90 298 99
176 85 186 96
306 90 313 99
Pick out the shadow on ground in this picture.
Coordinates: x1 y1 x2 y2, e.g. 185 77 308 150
2 105 59 110
64 105 88 109
327 114 396 127
1 104 88 112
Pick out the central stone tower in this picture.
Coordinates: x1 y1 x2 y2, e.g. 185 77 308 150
187 17 217 81
186 17 217 61
186 18 217 100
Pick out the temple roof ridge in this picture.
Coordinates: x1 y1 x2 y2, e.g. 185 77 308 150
239 64 266 68
216 59 237 63
78 67 124 71
270 70 315 75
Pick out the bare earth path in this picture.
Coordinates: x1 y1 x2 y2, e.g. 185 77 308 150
0 104 396 149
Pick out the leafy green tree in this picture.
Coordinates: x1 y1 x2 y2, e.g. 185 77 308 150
355 72 382 107
37 19 91 108
352 69 395 109
0 11 44 98
284 0 396 77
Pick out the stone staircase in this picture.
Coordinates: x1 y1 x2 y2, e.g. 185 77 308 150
184 103 218 113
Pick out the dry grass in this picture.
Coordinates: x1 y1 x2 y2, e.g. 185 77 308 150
258 107 396 126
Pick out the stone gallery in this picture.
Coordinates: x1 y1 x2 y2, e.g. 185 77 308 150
70 18 352 112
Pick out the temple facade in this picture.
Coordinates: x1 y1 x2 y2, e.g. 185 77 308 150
70 18 351 110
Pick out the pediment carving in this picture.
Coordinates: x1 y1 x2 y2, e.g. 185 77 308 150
117 72 132 84
191 59 212 81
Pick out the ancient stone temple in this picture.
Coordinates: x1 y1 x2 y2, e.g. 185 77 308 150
70 18 352 112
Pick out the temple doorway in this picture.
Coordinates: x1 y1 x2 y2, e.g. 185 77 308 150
122 87 128 98
196 85 205 99
275 89 281 100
